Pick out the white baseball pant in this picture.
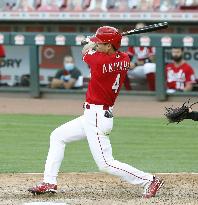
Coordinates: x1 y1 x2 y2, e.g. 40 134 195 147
43 103 153 187
128 63 156 79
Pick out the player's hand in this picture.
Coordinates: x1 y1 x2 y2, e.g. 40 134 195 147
129 62 136 70
82 41 96 55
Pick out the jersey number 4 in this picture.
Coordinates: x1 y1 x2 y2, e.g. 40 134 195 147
112 74 121 93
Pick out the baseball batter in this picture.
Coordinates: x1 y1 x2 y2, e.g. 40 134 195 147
28 26 163 198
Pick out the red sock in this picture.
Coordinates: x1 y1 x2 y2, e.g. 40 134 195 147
124 75 132 90
146 73 155 91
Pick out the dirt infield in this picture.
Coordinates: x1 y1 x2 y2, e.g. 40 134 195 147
0 173 197 205
0 95 197 117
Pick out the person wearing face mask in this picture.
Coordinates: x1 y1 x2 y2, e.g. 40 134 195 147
50 55 83 89
165 47 196 93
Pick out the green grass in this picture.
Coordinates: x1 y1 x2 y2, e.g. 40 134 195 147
0 114 197 173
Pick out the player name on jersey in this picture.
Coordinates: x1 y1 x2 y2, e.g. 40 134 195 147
102 61 130 74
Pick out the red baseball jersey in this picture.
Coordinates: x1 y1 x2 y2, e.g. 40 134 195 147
83 50 130 106
165 62 196 90
0 45 5 57
127 46 155 60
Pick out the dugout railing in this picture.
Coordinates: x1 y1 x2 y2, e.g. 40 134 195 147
0 32 198 101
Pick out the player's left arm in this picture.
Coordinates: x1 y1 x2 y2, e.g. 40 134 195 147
183 64 196 91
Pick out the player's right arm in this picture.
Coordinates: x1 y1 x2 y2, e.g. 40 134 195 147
82 44 99 68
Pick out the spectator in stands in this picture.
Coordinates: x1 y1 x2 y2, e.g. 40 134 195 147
50 55 83 89
125 23 156 91
166 47 196 93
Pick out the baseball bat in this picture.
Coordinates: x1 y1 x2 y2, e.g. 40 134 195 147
122 22 168 36
81 22 168 45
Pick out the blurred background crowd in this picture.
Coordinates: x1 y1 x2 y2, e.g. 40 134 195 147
0 0 198 12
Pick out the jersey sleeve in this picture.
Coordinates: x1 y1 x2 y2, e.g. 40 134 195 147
0 45 5 57
82 49 98 67
185 64 196 83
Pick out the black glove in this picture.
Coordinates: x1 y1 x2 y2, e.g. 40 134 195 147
164 99 198 124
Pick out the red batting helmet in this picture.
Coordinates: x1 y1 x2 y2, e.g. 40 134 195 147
90 26 122 49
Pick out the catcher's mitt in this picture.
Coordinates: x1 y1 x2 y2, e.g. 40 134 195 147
164 99 198 124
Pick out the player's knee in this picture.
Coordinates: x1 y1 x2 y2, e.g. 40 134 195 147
50 128 62 143
144 63 156 74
